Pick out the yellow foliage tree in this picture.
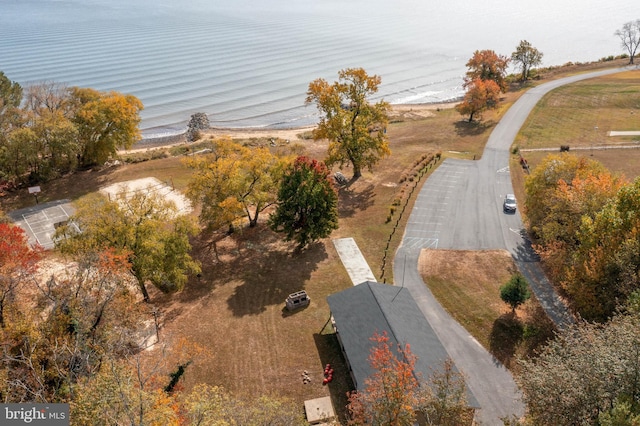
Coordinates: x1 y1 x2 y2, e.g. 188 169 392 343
69 87 143 167
306 68 390 179
185 138 290 229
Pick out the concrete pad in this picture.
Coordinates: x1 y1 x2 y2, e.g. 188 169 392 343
100 177 191 214
304 396 335 424
8 199 75 249
332 237 376 286
609 131 640 136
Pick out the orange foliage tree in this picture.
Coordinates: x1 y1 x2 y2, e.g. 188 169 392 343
0 223 42 328
455 78 501 123
464 49 510 92
347 331 420 425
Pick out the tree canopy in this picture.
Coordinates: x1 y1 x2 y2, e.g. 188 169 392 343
0 71 22 114
186 112 210 142
499 273 531 313
0 223 42 328
0 249 145 403
306 68 390 179
56 189 200 302
269 156 339 249
69 87 143 167
511 40 543 81
185 138 290 229
518 304 640 424
347 332 472 425
524 154 628 320
0 76 143 183
464 49 510 92
455 78 501 122
615 19 640 64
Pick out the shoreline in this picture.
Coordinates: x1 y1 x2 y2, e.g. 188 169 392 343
133 101 458 149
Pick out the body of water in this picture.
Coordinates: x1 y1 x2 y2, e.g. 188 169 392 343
0 0 636 136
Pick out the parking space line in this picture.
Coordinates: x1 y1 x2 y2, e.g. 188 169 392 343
21 214 42 246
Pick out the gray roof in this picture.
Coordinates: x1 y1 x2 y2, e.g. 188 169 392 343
327 281 478 407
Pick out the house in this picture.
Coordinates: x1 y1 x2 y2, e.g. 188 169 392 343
326 281 478 407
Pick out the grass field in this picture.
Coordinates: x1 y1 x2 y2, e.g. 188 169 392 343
2 59 638 421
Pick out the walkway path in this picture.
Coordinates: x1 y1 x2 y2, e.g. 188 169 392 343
393 66 630 424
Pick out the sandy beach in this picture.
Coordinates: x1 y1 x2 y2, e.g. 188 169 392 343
124 102 456 154
207 102 455 141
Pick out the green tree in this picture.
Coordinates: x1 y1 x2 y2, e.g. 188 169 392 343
464 49 510 92
615 19 640 65
599 399 640 426
499 273 531 314
306 68 390 179
23 82 80 177
455 78 501 122
185 138 289 229
0 71 22 116
68 87 143 167
56 189 200 302
2 127 38 183
511 40 543 81
269 156 339 249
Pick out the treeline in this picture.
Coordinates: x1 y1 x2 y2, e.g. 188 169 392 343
525 153 640 321
0 72 142 185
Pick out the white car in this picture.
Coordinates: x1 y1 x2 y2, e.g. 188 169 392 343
503 194 517 213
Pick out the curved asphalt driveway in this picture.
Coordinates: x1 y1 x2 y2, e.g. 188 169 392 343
393 67 629 424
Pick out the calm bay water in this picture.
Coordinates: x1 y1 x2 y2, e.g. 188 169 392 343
0 0 636 136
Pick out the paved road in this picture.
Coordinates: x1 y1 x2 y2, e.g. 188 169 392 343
393 66 629 424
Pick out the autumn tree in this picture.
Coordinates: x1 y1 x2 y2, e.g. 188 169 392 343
417 358 473 426
455 78 501 122
56 189 200 302
71 353 182 425
347 331 420 425
0 250 145 402
615 19 640 64
523 154 626 319
573 176 640 320
511 40 543 81
464 49 510 92
68 87 143 167
23 82 80 177
269 156 339 249
185 138 289 229
518 308 640 424
500 273 531 314
0 223 42 328
306 68 390 179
